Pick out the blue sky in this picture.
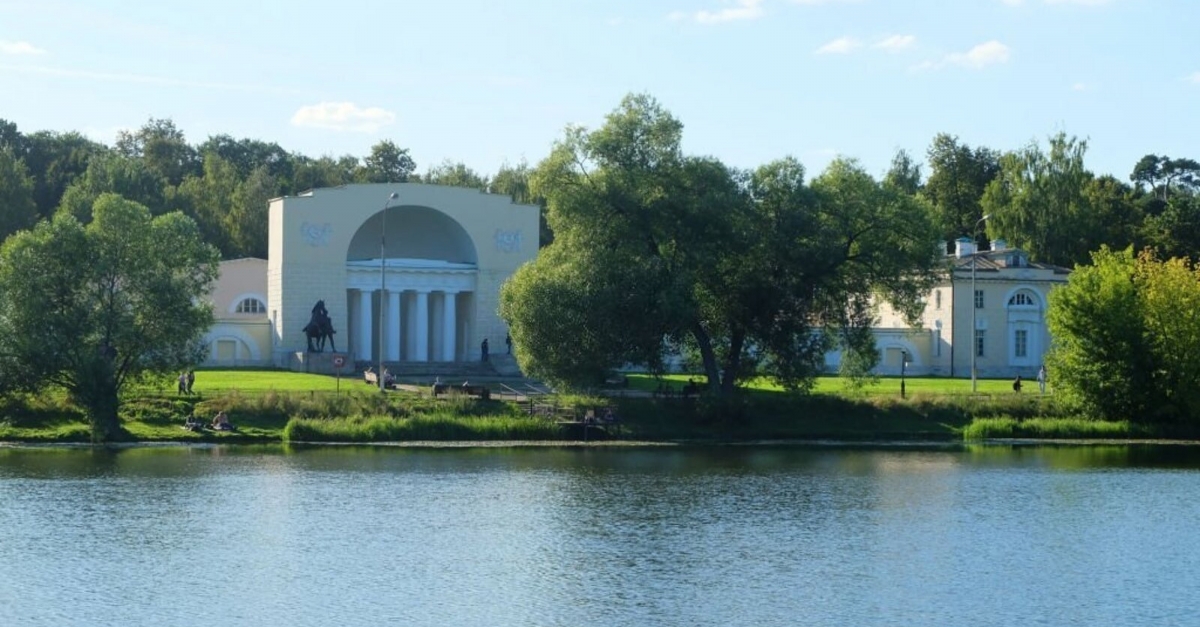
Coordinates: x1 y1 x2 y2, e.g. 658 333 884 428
1 0 1196 182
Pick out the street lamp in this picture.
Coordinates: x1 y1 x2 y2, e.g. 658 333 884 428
971 213 991 393
379 191 399 393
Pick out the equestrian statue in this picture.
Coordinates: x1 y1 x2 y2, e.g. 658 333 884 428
303 299 337 353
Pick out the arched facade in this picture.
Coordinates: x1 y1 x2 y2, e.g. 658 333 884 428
267 183 539 368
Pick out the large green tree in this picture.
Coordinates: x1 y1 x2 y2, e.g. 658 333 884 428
0 194 219 440
982 132 1100 267
0 147 38 241
923 134 1000 246
500 94 940 395
1047 247 1200 424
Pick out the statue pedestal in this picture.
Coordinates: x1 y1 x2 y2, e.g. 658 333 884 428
287 351 355 376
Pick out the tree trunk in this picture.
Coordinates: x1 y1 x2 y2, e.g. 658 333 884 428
72 367 123 442
690 322 721 394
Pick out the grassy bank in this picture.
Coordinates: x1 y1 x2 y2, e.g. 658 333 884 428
0 369 1185 443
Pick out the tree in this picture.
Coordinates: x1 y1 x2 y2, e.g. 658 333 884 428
884 148 922 196
115 118 200 186
500 94 941 396
982 132 1098 267
0 148 38 241
923 134 1000 246
1046 247 1200 424
20 131 108 220
423 160 488 190
57 153 167 221
1132 154 1200 201
0 194 219 440
361 140 416 183
170 154 242 257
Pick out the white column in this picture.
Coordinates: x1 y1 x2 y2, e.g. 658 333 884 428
386 291 402 361
442 291 458 362
357 289 373 361
414 290 430 362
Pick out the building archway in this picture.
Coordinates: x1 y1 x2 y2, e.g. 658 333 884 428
343 205 479 363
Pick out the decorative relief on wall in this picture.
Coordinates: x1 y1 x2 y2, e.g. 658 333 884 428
301 222 333 247
494 229 522 253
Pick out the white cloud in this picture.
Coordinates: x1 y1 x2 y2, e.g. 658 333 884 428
911 41 1011 71
791 0 860 4
0 40 45 55
815 36 861 54
671 0 765 24
1186 72 1200 84
1000 0 1025 5
1045 0 1113 5
873 34 916 53
290 102 396 133
1071 82 1090 91
949 40 1010 68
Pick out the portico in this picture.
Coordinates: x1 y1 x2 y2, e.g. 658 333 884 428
345 259 476 362
266 183 540 370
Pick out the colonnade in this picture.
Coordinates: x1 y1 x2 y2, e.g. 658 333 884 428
349 288 466 362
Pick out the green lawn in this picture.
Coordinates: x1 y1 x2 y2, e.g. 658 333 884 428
143 369 353 395
626 373 1039 397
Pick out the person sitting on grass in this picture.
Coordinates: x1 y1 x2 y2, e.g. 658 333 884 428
183 414 204 432
211 410 233 431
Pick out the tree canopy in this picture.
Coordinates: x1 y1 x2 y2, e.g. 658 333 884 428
1047 247 1200 424
499 94 941 395
0 194 219 440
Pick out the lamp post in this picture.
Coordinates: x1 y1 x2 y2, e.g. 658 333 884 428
971 214 991 393
379 191 399 393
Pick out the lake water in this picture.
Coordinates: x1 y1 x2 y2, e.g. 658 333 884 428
2 442 1199 627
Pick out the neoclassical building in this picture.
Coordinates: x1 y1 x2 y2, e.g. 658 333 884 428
202 183 539 369
830 238 1071 379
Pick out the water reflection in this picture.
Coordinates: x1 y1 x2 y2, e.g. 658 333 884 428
1 443 1199 627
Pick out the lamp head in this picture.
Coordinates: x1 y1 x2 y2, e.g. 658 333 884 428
388 192 399 200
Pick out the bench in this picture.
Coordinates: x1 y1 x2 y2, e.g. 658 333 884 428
363 370 396 388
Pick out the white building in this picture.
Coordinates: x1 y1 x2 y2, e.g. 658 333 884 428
201 183 540 370
852 238 1071 379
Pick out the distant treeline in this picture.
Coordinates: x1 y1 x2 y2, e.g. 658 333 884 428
1 115 1197 266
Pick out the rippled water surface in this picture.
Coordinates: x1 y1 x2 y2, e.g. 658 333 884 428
2 443 1199 627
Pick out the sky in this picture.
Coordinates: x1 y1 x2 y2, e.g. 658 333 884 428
1 0 1197 182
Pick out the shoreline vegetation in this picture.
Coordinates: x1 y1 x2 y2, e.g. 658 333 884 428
0 369 1190 445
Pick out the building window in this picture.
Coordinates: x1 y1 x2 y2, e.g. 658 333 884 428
236 298 266 314
974 290 984 309
935 290 942 310
1015 329 1028 358
1009 292 1034 306
975 329 986 357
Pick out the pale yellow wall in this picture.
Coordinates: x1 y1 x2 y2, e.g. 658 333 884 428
211 258 268 319
267 183 539 363
873 257 1066 377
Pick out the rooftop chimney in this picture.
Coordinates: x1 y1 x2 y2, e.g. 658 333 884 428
991 238 1007 252
955 237 976 259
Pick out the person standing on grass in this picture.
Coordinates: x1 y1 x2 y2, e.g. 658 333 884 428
1013 375 1022 393
177 372 188 395
1037 365 1047 394
186 370 195 395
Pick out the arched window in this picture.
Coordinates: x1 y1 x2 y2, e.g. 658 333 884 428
1008 292 1036 307
235 298 266 314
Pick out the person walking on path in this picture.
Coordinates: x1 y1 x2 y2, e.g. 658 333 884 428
1037 365 1047 394
481 338 490 362
505 333 512 354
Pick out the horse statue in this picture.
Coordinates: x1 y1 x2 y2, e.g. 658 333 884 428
303 299 337 353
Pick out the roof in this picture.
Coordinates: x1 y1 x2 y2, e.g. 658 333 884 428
950 249 1071 276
